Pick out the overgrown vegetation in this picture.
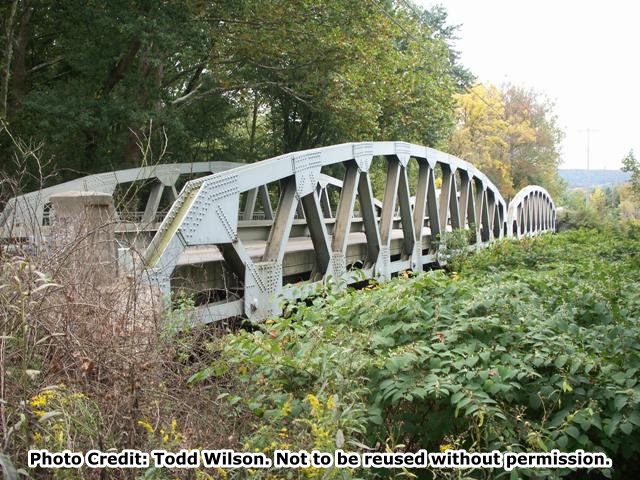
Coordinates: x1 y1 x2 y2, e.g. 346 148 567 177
0 246 248 479
556 150 640 231
194 227 640 479
4 221 640 478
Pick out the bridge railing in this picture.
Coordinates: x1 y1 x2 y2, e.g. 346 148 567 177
142 142 511 323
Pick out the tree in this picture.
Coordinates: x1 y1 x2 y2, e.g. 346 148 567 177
618 183 640 219
622 150 640 199
448 83 564 198
1 0 468 193
228 0 468 154
447 84 514 195
0 0 242 184
502 85 564 197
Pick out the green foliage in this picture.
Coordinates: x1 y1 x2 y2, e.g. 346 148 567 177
556 206 602 231
0 0 466 190
622 150 640 200
436 227 474 272
197 228 640 478
557 185 625 231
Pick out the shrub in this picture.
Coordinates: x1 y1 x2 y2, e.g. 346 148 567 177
1 247 246 479
199 230 640 479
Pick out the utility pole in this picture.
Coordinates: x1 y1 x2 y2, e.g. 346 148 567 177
579 128 598 206
586 128 591 206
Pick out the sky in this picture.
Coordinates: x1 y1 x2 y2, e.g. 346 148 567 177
418 0 640 170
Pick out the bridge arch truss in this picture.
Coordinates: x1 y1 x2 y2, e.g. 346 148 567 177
507 186 556 238
0 161 243 234
143 142 514 323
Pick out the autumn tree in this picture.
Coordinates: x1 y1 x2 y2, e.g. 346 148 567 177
618 183 640 219
448 83 564 198
448 84 513 194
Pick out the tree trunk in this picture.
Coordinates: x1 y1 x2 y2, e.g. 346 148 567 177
9 2 33 115
1 0 19 118
249 91 258 158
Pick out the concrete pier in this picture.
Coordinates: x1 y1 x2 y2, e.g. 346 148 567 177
49 191 117 282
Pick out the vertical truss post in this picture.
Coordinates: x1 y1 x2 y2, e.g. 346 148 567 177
397 165 416 260
301 190 331 277
439 163 452 233
477 187 491 244
244 177 298 322
412 160 430 266
263 177 298 263
486 190 496 241
320 186 333 218
448 170 461 230
473 179 485 244
528 196 532 234
357 173 381 267
377 156 401 280
142 182 165 224
329 161 360 278
259 184 274 220
243 187 258 220
458 170 471 228
426 166 440 251
379 157 401 246
466 180 477 240
493 203 501 239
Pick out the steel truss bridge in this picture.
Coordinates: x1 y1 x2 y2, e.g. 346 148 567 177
1 142 555 323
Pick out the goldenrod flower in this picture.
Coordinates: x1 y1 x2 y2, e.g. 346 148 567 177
326 395 335 410
137 420 154 434
306 394 322 417
30 390 55 408
30 397 46 408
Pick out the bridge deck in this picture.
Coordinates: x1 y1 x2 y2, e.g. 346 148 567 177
178 227 434 267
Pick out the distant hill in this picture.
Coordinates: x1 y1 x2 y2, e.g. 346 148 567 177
558 169 630 189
